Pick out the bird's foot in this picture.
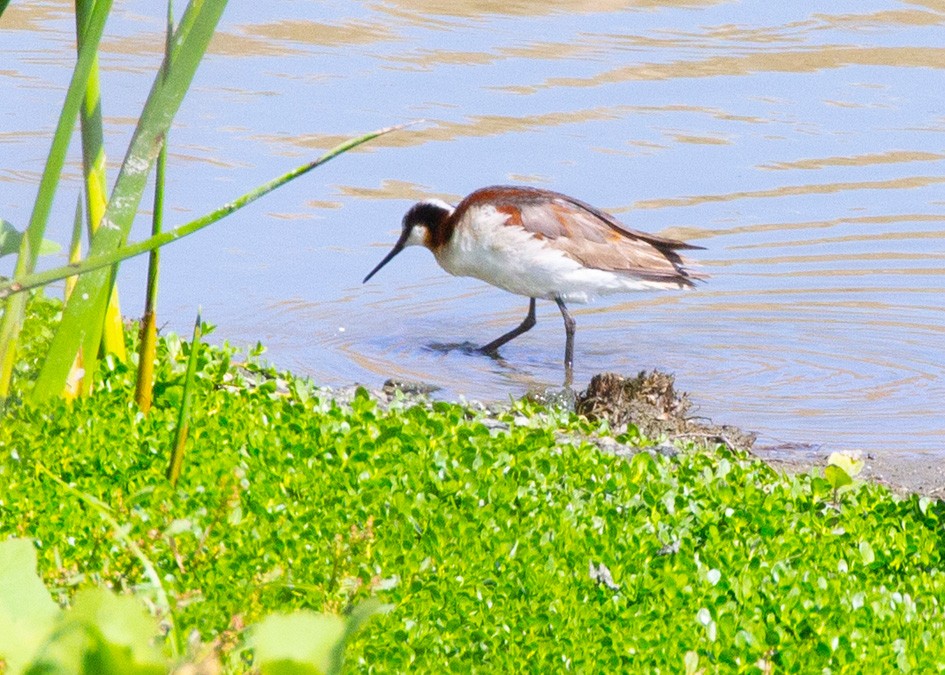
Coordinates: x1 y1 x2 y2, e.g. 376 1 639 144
477 345 502 360
426 341 483 356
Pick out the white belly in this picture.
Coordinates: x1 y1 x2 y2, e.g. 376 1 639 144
433 205 671 303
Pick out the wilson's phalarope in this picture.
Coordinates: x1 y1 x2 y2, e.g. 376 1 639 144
364 185 703 380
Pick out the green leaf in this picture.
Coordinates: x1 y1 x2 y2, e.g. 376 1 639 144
250 601 390 675
250 611 346 675
0 539 60 673
859 541 875 566
0 219 61 258
824 464 853 491
167 309 202 484
23 589 165 675
41 239 62 256
828 451 864 478
0 218 22 256
329 599 392 671
684 650 700 675
69 589 165 675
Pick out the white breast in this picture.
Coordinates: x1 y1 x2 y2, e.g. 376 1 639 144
433 204 670 303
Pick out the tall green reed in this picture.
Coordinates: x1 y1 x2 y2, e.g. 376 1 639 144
136 2 175 414
29 0 228 402
0 0 113 398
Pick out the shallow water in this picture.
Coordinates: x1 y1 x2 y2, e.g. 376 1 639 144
2 1 944 457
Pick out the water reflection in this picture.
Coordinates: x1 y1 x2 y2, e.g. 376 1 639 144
1 0 944 458
633 176 945 209
377 0 727 20
517 47 945 92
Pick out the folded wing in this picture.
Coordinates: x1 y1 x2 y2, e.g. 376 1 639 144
462 186 705 287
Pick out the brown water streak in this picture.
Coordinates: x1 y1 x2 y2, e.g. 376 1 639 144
633 176 945 209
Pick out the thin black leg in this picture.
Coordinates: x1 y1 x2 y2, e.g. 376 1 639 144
480 298 537 355
555 296 575 382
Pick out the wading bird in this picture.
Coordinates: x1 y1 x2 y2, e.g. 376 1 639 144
363 185 703 381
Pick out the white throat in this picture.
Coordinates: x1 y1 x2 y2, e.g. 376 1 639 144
405 225 428 247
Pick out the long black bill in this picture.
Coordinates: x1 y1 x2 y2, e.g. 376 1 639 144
363 229 409 283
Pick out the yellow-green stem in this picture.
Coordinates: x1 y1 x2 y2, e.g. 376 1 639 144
76 0 127 376
136 1 173 414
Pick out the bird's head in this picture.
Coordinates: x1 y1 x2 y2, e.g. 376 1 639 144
363 199 454 283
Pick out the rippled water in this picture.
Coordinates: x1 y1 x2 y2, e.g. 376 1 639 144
2 1 944 457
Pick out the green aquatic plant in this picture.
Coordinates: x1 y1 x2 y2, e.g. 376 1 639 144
0 219 59 260
825 450 866 505
2 296 944 672
0 124 404 306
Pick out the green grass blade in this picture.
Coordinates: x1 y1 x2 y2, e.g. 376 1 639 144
29 0 228 402
0 124 410 301
65 196 84 301
0 0 114 398
0 1 11 20
76 0 127 365
0 221 61 259
167 310 201 486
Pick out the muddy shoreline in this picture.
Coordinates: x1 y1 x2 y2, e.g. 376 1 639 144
574 371 945 499
751 448 945 500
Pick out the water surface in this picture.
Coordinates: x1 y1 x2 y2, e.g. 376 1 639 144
2 0 944 457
